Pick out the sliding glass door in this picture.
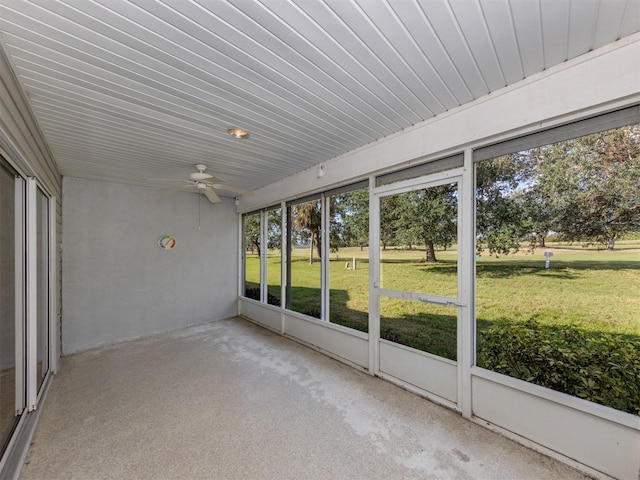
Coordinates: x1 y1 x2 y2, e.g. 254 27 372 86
0 156 54 460
0 161 24 453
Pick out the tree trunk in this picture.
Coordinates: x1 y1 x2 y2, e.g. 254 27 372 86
315 231 322 259
425 239 437 262
607 233 616 250
538 236 545 248
308 237 314 264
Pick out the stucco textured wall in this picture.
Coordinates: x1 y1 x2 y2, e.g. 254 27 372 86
62 177 238 354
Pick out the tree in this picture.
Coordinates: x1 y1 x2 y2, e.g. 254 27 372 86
244 213 261 255
475 124 640 255
380 185 457 262
408 185 457 262
266 209 282 250
335 188 369 250
516 183 554 248
292 200 322 263
476 151 544 256
533 125 640 249
380 194 401 250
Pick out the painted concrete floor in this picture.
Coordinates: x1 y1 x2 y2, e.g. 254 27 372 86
20 317 589 480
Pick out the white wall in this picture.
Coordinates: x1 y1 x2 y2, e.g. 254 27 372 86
62 177 238 354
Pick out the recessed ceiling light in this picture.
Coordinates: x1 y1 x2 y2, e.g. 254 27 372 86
227 127 249 139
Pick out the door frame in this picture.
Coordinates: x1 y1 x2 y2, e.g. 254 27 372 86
369 165 470 411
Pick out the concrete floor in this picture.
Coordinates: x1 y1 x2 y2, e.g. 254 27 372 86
20 317 589 480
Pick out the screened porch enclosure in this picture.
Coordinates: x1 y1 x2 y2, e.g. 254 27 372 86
0 3 638 479
238 72 640 480
241 117 640 478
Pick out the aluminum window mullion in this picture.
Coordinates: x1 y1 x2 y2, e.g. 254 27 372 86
285 205 292 312
14 177 25 416
237 213 243 300
280 202 286 308
459 149 475 419
321 193 329 322
368 176 380 375
260 210 267 304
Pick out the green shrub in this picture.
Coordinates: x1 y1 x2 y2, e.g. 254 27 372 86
477 319 640 415
244 287 280 305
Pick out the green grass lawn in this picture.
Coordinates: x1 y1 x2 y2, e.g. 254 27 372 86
245 245 640 413
246 245 639 356
246 246 640 338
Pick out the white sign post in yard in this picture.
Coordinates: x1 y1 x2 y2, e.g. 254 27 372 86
544 251 553 269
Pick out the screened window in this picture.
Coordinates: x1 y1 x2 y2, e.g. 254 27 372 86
286 198 322 318
266 207 282 307
243 212 261 300
327 184 369 332
474 116 640 415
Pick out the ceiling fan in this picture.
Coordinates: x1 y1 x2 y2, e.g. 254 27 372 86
156 164 249 204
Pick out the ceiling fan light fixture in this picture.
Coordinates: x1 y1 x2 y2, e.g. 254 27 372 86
227 127 249 139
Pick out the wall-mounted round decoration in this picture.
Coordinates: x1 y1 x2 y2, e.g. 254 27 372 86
157 234 177 250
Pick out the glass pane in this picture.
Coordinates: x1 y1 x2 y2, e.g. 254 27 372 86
380 297 457 360
36 189 49 392
0 166 18 446
379 183 458 298
266 208 282 306
243 213 261 300
328 187 369 332
288 199 321 318
475 123 640 415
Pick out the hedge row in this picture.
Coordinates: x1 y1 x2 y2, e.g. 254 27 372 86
477 319 640 415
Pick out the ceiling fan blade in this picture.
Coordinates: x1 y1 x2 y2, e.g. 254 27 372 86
205 176 225 184
203 187 221 204
157 185 189 196
212 184 250 195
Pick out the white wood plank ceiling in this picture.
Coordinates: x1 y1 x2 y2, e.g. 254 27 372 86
1 0 638 194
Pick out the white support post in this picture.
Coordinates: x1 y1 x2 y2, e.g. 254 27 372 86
459 148 475 419
25 178 37 412
237 212 243 315
321 193 329 321
260 210 268 303
49 198 58 374
280 201 286 334
368 176 380 375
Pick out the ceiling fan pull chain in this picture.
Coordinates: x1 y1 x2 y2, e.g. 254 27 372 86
198 190 201 230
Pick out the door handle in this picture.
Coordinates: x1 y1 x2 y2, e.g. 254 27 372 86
418 296 465 307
